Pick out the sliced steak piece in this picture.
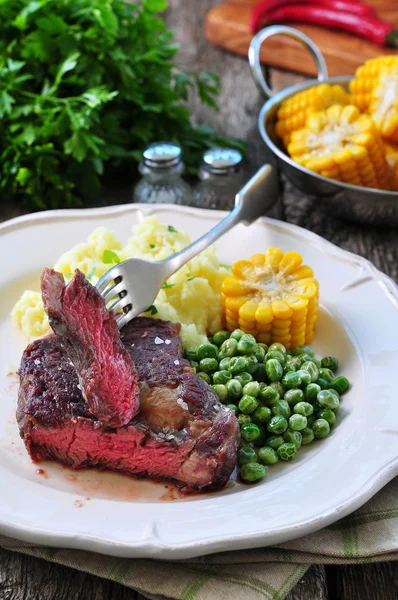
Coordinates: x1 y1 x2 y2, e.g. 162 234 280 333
41 268 139 428
17 318 239 492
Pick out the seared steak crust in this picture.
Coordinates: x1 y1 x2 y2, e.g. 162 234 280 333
17 318 239 492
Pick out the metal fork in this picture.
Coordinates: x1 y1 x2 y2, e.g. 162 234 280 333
96 164 278 329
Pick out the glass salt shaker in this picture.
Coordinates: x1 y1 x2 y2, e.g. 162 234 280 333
133 142 192 204
192 147 243 210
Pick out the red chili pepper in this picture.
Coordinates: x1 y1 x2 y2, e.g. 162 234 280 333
250 0 377 32
252 5 398 48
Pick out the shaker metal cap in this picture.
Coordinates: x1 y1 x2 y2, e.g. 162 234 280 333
143 142 182 168
203 147 243 174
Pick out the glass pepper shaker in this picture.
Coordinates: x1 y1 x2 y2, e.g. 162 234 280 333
192 147 243 210
133 142 192 204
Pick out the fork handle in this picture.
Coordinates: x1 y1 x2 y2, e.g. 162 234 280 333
160 164 278 279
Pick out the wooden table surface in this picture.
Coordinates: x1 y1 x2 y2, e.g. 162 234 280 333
1 1 398 599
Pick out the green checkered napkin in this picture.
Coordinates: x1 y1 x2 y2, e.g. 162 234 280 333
2 477 398 600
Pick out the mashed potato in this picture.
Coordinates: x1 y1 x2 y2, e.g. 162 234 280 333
12 216 229 348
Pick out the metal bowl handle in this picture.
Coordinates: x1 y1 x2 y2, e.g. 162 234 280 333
249 25 329 99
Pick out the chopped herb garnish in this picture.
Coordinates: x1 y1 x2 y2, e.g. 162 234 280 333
102 249 120 265
187 276 197 281
149 244 156 249
86 267 96 281
63 272 73 279
162 282 175 289
145 304 158 315
220 264 232 269
167 225 177 233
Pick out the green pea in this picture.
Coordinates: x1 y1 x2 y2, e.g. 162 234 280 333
268 342 287 356
319 368 334 383
213 370 232 385
305 383 321 402
283 363 296 375
272 399 291 419
219 338 238 358
266 350 286 365
197 343 218 360
299 353 314 365
287 356 301 369
238 447 258 466
283 428 302 449
254 363 267 382
301 427 315 445
277 442 297 461
253 425 267 447
257 446 279 465
286 354 292 360
254 345 266 362
270 382 286 396
321 356 339 372
317 389 340 410
293 401 313 417
296 369 311 386
208 336 214 344
243 381 261 398
228 356 249 374
230 329 244 341
291 346 306 356
241 423 261 442
240 462 267 483
318 408 336 426
238 414 252 426
212 384 228 402
295 345 314 357
239 438 254 449
266 435 285 450
312 357 322 368
301 361 319 382
312 418 330 439
226 378 243 399
185 347 198 361
266 359 283 382
252 406 272 425
282 371 301 389
259 385 280 405
199 358 218 373
316 377 330 390
197 372 211 384
219 357 231 371
284 388 304 407
212 330 230 347
235 372 253 387
190 360 199 372
306 414 316 428
289 414 307 431
267 415 288 435
246 355 259 375
238 394 259 415
227 403 238 415
258 342 268 352
237 334 257 355
331 376 350 395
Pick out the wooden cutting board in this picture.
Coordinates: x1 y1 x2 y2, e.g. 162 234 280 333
205 0 398 76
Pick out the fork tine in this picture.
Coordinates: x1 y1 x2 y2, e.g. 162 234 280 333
109 295 132 315
96 268 120 295
116 310 135 330
102 280 126 304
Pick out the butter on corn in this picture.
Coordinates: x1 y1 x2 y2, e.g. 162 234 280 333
287 104 393 190
350 56 398 144
275 83 350 147
221 248 319 350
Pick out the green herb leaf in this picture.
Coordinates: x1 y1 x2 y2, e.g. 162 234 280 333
145 304 158 315
144 0 168 12
167 225 177 233
149 244 156 249
162 282 175 289
102 250 121 264
187 276 197 281
220 264 232 269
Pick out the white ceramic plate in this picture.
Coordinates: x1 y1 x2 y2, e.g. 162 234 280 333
1 204 397 559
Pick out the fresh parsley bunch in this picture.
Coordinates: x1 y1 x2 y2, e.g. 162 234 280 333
0 0 244 209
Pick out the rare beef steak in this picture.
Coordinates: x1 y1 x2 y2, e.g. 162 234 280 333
41 268 139 427
17 317 239 491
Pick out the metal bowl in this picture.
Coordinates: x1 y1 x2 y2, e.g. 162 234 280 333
249 25 398 227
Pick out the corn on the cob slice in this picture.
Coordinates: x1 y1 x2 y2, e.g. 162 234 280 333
221 248 319 350
275 83 350 148
350 56 398 143
287 104 393 190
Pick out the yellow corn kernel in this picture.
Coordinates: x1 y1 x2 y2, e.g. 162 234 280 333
350 56 398 143
276 83 350 147
221 248 319 349
288 104 394 191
